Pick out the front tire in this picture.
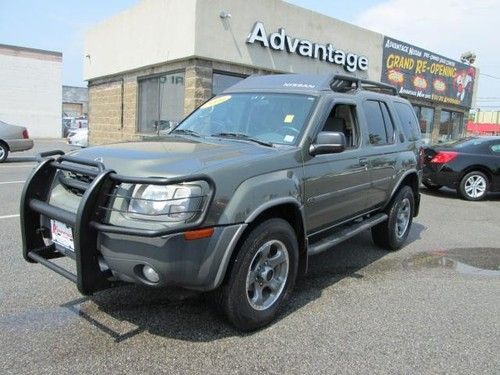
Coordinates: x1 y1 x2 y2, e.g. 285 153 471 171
0 142 8 163
219 218 298 331
372 186 414 251
459 171 489 201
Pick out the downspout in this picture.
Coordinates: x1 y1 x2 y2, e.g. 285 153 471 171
120 78 124 129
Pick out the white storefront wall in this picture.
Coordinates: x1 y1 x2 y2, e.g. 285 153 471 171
84 0 383 81
0 46 62 138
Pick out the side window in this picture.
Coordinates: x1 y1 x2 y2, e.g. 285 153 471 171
380 102 395 143
394 102 422 141
491 144 500 153
321 103 359 148
363 100 392 145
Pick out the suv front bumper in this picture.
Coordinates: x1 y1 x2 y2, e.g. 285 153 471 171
20 152 237 295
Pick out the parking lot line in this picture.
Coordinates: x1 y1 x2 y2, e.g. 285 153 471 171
0 180 25 185
0 164 35 168
0 214 20 220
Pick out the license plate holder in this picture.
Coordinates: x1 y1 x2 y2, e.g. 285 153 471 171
50 220 75 252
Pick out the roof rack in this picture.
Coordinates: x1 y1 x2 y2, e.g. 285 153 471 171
330 74 398 96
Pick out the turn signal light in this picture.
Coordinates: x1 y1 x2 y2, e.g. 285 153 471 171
430 151 458 164
184 227 214 240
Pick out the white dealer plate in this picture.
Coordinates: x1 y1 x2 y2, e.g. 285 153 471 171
50 220 74 252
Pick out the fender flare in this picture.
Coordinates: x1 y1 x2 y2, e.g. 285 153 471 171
211 197 306 289
385 169 421 215
245 196 305 223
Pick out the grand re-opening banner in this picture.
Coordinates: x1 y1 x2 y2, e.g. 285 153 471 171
381 37 475 108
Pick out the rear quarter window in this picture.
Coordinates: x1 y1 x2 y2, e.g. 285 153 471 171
394 102 421 141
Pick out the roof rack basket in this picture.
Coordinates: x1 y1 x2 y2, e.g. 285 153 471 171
330 74 398 96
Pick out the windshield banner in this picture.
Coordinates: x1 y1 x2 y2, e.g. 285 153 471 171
381 37 475 108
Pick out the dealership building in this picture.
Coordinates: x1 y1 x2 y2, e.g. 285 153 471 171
84 0 478 145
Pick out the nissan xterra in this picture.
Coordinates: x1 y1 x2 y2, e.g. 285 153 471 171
21 74 422 330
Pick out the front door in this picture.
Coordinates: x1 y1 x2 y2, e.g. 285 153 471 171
303 101 371 234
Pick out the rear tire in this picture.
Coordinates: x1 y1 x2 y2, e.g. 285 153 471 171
459 171 489 201
0 142 8 163
218 218 298 331
423 181 442 191
372 186 414 251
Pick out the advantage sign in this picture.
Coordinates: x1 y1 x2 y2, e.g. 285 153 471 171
381 37 476 108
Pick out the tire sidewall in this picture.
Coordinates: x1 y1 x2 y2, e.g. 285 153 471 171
225 219 298 330
459 171 489 201
0 143 8 163
387 186 414 249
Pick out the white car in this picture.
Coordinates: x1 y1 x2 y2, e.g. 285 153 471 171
67 128 88 147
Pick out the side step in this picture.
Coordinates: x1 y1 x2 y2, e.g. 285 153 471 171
308 213 388 256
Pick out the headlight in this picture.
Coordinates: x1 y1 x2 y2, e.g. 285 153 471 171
128 183 203 222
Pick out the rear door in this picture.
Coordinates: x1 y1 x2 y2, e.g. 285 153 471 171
361 99 400 208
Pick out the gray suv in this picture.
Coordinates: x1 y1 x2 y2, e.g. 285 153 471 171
21 74 422 330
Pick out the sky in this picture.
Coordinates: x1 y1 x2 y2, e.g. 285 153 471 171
0 0 499 109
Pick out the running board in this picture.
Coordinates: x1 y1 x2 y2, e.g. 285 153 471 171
308 213 388 256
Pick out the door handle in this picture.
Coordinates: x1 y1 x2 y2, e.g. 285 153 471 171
359 158 369 167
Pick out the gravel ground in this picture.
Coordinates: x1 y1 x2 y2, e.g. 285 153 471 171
0 140 499 374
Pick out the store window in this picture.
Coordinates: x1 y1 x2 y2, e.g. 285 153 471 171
413 105 434 143
439 110 464 142
212 72 246 96
138 71 185 134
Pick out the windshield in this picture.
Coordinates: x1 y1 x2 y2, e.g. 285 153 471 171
174 93 317 145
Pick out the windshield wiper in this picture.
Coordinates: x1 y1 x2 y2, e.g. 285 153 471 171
211 132 273 147
171 129 201 137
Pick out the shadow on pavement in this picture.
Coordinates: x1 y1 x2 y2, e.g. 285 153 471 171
421 186 500 201
61 225 426 343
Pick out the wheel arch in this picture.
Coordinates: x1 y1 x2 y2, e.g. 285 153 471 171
459 165 493 184
386 170 420 216
221 199 308 287
0 139 10 151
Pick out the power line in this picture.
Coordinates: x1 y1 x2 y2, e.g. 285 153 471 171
479 72 500 80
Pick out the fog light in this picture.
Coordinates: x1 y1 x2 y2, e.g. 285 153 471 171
142 265 160 283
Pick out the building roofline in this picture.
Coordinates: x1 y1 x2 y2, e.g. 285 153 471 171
0 43 62 57
63 85 88 89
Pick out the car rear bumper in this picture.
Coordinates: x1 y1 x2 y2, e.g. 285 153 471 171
6 139 34 152
423 165 460 189
20 151 235 295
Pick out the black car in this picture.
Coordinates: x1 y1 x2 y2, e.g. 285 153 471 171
423 136 500 200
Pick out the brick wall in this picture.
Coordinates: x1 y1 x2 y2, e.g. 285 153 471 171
88 58 275 145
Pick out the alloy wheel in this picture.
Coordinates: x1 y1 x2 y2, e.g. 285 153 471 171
464 175 487 199
246 239 289 311
395 197 411 238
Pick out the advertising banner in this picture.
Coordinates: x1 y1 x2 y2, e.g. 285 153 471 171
381 37 475 108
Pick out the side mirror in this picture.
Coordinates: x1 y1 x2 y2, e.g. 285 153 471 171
309 131 346 156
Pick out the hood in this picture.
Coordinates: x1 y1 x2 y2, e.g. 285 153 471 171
69 136 278 177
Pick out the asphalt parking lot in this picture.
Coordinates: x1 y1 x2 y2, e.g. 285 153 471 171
0 139 499 374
